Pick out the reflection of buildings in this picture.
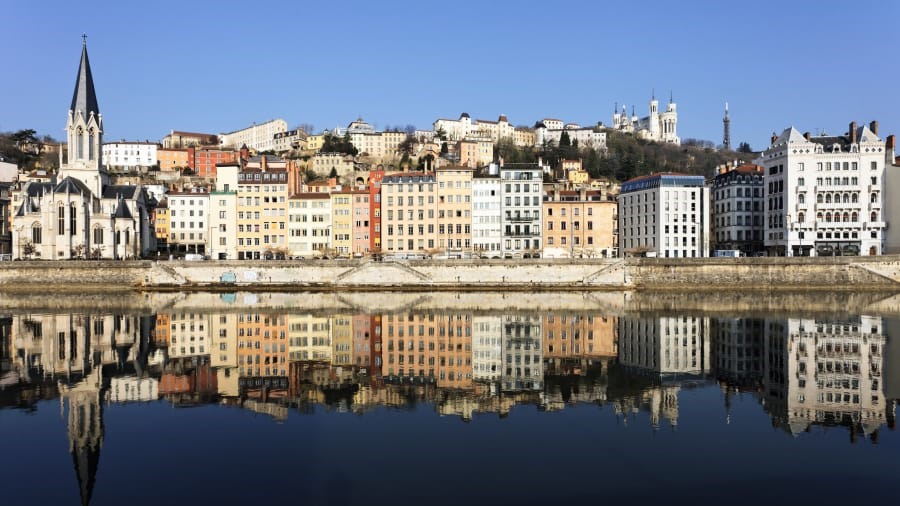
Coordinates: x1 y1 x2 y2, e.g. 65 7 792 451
502 315 542 392
60 367 103 506
761 316 891 441
712 318 764 388
288 314 331 362
617 316 711 428
472 316 502 392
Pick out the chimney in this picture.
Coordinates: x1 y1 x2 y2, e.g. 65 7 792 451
260 155 268 171
804 132 811 141
870 121 879 136
770 132 778 145
886 135 896 165
849 121 857 144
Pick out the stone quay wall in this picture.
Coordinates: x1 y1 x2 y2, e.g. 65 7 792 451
3 256 900 291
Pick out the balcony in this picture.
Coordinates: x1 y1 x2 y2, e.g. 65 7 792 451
505 214 537 222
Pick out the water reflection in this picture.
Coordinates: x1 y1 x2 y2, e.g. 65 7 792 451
1 304 898 503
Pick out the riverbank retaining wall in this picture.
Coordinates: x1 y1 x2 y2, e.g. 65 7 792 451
3 256 900 291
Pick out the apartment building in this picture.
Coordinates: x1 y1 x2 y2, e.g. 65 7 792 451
236 160 289 260
472 174 502 257
435 165 474 254
618 173 710 258
167 189 209 255
157 148 189 171
500 163 542 257
189 146 238 178
381 172 437 253
288 193 332 258
711 163 765 255
457 139 493 168
330 191 354 256
209 163 238 260
161 130 218 149
761 122 886 256
350 190 371 255
543 187 617 258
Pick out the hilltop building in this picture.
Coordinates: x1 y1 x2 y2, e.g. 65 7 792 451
611 93 680 145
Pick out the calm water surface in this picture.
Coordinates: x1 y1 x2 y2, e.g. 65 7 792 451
1 292 897 505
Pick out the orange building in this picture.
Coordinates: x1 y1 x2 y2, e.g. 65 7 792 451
543 188 617 258
189 146 238 178
237 312 288 378
157 148 189 171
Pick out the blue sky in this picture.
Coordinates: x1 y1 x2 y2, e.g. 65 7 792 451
3 0 897 151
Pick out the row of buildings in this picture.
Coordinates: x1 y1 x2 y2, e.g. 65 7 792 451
3 40 899 261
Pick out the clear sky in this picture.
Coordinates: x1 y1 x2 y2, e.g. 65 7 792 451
2 0 897 151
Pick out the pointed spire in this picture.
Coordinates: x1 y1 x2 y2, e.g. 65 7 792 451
71 37 99 121
669 90 673 104
652 88 655 101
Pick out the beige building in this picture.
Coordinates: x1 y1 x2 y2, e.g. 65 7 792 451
457 139 493 168
288 192 332 258
306 134 326 152
351 131 406 162
169 312 212 359
273 129 308 153
312 152 356 180
288 314 332 362
236 157 289 260
161 130 218 149
436 166 474 254
210 163 239 260
381 171 437 253
210 312 239 397
543 187 618 258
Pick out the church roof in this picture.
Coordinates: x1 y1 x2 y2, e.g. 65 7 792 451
102 185 138 200
55 177 92 195
71 41 100 121
113 198 133 219
26 182 54 197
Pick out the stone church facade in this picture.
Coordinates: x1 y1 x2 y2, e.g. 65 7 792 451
10 40 154 259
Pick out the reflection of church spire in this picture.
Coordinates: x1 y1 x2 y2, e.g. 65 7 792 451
60 366 104 506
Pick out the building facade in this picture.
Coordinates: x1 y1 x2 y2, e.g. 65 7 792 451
472 175 502 257
219 119 288 152
618 173 710 258
381 172 437 254
101 141 159 171
611 95 680 145
543 187 617 258
500 164 542 257
711 164 765 255
761 123 886 256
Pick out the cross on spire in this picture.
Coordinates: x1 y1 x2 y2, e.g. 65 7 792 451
82 33 87 45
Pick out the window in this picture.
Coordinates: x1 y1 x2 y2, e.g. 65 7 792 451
32 225 42 244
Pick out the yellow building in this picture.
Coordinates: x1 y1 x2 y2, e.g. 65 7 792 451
306 134 325 153
332 314 353 367
567 169 590 185
330 191 354 256
514 127 535 148
211 312 239 397
157 148 189 171
154 198 170 249
436 166 474 254
543 188 618 258
288 314 332 361
237 312 288 378
236 156 289 260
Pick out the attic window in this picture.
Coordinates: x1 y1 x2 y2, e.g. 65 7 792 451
832 144 841 153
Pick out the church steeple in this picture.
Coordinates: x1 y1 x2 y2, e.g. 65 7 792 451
70 36 99 122
62 36 107 195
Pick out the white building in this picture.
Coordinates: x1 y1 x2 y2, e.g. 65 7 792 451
501 314 543 392
500 163 542 258
535 123 607 151
167 189 209 255
272 129 308 153
288 193 332 258
219 119 288 152
434 113 517 144
611 95 680 145
472 316 503 389
761 122 886 256
618 173 710 258
618 316 711 379
101 141 159 170
472 174 502 257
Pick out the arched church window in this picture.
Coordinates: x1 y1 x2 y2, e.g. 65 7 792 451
88 130 95 160
77 129 84 160
32 224 42 244
93 226 104 246
70 202 77 236
58 203 65 233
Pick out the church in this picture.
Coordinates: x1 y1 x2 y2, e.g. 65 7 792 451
11 39 155 260
611 93 680 145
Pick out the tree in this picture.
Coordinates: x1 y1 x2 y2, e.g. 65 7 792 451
21 240 35 259
440 142 448 154
559 130 571 147
329 167 339 178
303 168 319 182
737 141 753 153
